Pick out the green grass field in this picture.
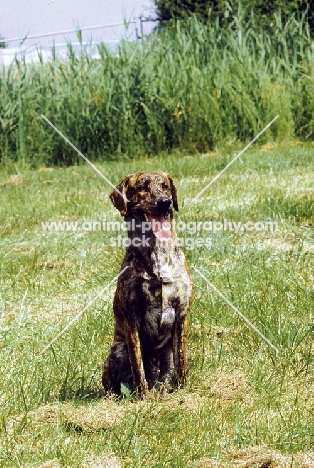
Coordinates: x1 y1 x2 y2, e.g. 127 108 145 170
0 141 313 467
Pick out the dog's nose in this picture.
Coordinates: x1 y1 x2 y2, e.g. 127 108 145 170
157 197 171 209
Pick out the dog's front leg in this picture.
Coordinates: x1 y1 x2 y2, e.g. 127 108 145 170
173 314 189 384
126 325 148 396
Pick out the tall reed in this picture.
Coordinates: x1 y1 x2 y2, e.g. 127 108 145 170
0 11 313 165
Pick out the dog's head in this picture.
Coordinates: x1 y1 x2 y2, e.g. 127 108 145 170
110 171 178 231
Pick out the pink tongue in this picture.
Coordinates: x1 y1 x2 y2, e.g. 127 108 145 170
147 214 171 240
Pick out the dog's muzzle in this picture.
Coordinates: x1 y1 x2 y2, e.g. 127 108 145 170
156 196 171 210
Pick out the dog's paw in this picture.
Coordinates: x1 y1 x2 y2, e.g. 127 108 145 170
154 369 177 393
134 380 149 399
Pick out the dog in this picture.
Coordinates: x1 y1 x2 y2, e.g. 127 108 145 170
102 171 193 396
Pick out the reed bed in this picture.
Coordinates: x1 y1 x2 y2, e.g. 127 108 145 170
0 11 313 165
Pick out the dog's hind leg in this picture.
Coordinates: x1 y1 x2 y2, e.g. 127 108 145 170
102 342 134 394
143 354 160 389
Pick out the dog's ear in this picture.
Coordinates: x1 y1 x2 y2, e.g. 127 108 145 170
167 175 179 212
110 175 131 216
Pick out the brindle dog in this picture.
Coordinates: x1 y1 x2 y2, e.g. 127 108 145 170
102 171 193 396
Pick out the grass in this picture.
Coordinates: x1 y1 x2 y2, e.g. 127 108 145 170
1 11 314 165
0 141 313 467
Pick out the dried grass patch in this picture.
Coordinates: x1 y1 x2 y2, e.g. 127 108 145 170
193 445 314 467
40 400 124 433
209 371 252 404
0 174 23 187
137 371 253 413
8 399 126 435
38 167 54 173
192 324 231 339
30 461 60 468
25 453 122 468
81 453 122 468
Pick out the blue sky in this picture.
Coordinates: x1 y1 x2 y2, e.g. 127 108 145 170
1 0 155 45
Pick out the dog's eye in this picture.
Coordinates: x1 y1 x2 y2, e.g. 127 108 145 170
138 180 150 191
138 184 147 191
161 182 169 190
